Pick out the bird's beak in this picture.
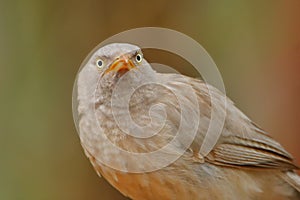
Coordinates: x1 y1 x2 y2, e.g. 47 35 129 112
105 57 135 76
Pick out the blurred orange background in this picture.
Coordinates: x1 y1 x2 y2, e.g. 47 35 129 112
0 1 299 199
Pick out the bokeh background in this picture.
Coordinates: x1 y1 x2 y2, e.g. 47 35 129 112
0 1 299 199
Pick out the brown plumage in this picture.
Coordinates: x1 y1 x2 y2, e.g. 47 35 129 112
74 43 300 199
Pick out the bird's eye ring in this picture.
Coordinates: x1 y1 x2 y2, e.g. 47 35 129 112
96 59 103 68
135 53 143 63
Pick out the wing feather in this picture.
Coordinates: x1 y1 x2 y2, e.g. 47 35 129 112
206 139 297 169
162 74 298 168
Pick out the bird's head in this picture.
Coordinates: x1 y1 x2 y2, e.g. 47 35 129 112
76 43 157 108
96 43 144 78
83 43 155 87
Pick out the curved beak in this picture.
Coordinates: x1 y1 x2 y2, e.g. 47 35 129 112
105 57 136 76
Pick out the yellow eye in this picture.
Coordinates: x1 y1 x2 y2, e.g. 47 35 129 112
96 59 104 69
135 53 143 63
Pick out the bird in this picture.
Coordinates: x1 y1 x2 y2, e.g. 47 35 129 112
74 43 300 200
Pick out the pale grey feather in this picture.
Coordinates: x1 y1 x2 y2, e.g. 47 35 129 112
75 43 300 200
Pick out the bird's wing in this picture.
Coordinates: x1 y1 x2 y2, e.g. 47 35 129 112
201 85 299 170
161 73 300 195
281 171 300 192
195 81 298 170
162 73 298 170
205 134 298 170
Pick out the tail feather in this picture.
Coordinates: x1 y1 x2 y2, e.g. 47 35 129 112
281 171 300 193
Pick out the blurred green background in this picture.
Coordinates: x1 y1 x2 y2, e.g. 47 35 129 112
0 0 299 199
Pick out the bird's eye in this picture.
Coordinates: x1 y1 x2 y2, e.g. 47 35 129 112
96 59 103 69
135 53 143 63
